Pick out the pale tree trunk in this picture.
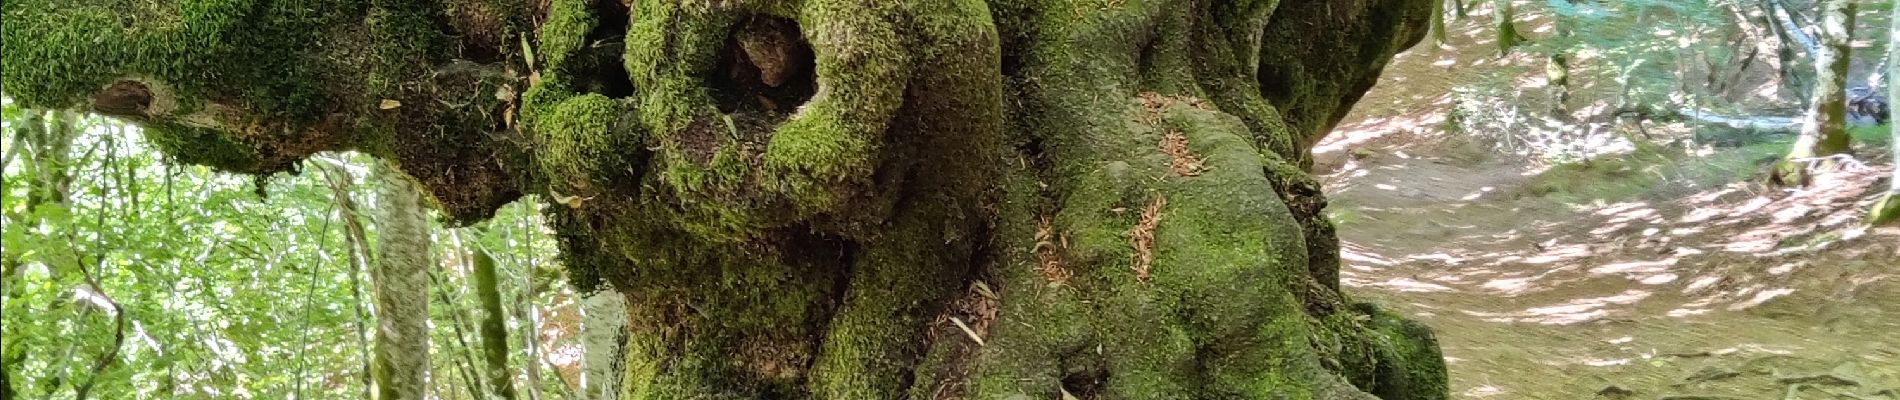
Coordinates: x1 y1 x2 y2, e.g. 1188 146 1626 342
371 161 433 400
1872 0 1900 226
1767 0 1821 104
1778 0 1856 185
5 0 1445 397
579 290 628 400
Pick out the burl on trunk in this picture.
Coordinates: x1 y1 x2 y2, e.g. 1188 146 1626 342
2 0 1444 397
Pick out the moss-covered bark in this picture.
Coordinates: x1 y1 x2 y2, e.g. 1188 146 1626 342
1778 0 1855 184
472 247 518 400
4 0 1443 397
369 161 433 400
1871 0 1898 227
1492 0 1522 56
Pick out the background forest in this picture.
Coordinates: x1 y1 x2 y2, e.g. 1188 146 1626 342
2 0 1897 399
1 107 602 399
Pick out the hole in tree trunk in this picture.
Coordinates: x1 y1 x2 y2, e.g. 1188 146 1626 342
710 16 817 118
92 80 154 118
558 0 635 98
1060 367 1107 400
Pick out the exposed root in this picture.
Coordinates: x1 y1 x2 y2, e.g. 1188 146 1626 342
1160 129 1206 176
1768 154 1866 189
1035 215 1072 285
1129 195 1167 283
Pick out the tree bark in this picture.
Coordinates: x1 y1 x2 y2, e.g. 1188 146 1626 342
3 0 1444 397
1872 0 1900 226
371 161 434 400
1764 0 1817 103
1432 0 1449 46
579 290 628 400
1779 0 1856 184
1495 0 1523 56
317 161 382 400
471 245 518 400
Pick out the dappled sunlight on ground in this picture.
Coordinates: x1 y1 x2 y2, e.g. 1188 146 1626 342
1319 2 1900 396
1329 139 1900 398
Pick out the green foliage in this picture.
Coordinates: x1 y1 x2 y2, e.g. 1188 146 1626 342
0 111 574 399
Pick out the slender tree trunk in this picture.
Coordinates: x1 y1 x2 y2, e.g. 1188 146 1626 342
514 250 543 400
370 161 433 400
1546 0 1572 117
1431 0 1449 46
472 244 518 400
1872 0 1900 225
429 270 490 400
1779 0 1857 185
1496 0 1523 56
318 161 381 399
1766 0 1819 103
579 290 628 400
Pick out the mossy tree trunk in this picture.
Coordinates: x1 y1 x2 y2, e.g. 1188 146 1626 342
370 161 434 400
1495 0 1523 56
3 0 1445 398
1872 2 1900 226
471 246 518 400
1432 0 1450 46
1779 0 1855 184
1546 0 1573 118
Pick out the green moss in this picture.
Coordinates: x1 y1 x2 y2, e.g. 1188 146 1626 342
596 210 844 400
141 123 267 173
533 93 643 194
1871 193 1900 226
1 0 353 120
518 83 577 132
624 0 732 135
538 0 597 78
1355 303 1449 400
760 109 879 210
366 1 449 97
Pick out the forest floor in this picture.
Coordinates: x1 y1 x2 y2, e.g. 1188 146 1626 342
1321 8 1900 399
1324 132 1900 399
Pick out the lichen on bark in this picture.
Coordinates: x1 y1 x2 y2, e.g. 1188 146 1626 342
3 0 1446 397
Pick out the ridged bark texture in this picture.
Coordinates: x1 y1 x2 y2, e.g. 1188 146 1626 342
371 161 433 400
